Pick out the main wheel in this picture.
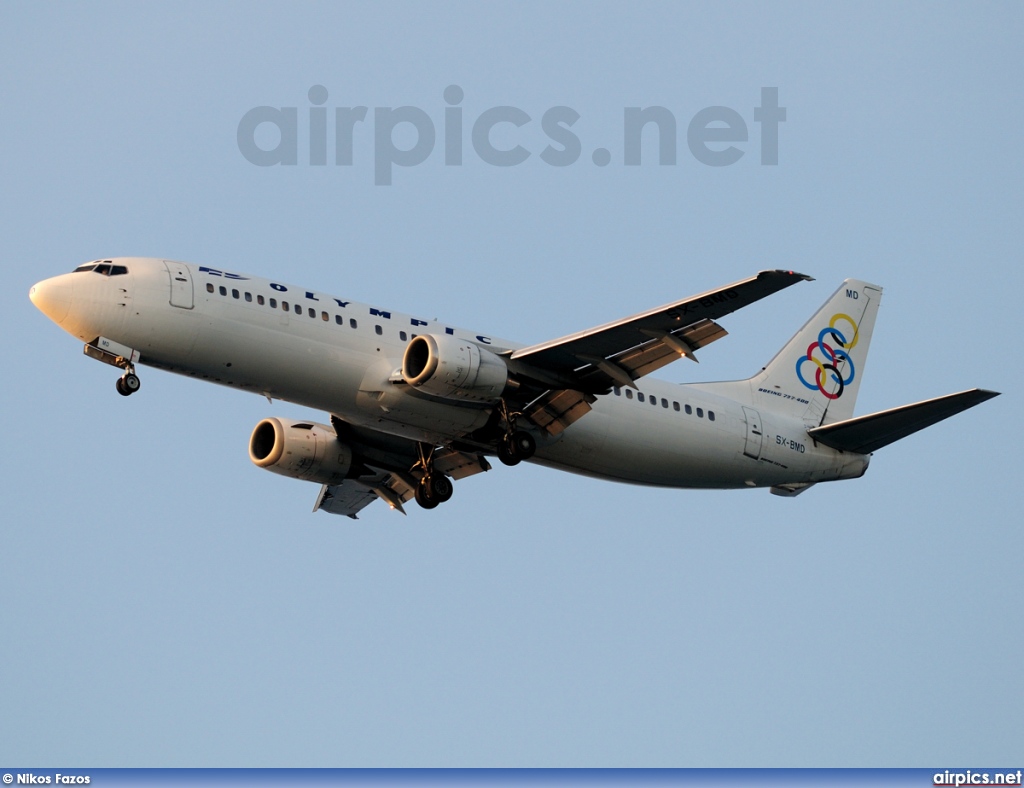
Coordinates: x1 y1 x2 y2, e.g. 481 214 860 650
497 435 521 466
429 474 453 503
115 378 130 397
511 430 536 460
414 482 439 509
122 373 141 394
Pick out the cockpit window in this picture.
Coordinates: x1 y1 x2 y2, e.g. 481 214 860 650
72 259 126 275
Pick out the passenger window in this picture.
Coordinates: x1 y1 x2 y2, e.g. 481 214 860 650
270 298 277 308
219 286 227 296
614 387 621 396
673 401 680 412
400 331 408 341
282 301 289 310
625 389 633 399
294 303 301 314
321 311 328 321
257 295 265 305
308 307 315 318
335 315 343 325
206 283 214 293
245 292 252 302
637 392 645 403
350 318 357 329
697 408 704 418
652 397 658 407
375 325 383 336
685 404 692 415
661 398 668 408
232 289 239 299
708 411 715 422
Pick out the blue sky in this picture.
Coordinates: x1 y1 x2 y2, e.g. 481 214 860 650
2 0 1021 767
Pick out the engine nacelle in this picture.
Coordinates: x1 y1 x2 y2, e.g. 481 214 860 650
401 333 509 403
248 417 354 485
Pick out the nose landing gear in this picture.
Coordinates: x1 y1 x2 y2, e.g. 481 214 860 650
115 369 141 397
83 338 143 398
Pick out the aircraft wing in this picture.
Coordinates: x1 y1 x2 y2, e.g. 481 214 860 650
314 418 492 517
503 270 812 434
507 269 812 389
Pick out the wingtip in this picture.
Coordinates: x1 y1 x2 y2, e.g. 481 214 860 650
958 387 1001 401
760 269 814 282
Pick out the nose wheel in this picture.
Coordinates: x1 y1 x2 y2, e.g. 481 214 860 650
115 369 141 397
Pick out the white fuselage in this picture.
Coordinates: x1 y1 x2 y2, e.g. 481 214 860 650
31 257 869 490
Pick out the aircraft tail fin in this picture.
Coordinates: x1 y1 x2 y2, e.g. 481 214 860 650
751 279 882 425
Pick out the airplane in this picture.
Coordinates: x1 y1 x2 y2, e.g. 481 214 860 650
29 257 998 516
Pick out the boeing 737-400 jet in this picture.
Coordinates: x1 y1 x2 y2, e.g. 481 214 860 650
30 258 998 517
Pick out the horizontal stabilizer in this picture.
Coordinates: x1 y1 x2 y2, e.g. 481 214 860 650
807 388 1000 454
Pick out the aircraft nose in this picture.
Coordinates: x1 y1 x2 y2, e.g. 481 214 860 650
29 275 72 324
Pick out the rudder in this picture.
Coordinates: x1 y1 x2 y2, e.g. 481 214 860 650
750 279 882 426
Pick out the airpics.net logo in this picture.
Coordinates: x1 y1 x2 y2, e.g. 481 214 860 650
236 85 786 185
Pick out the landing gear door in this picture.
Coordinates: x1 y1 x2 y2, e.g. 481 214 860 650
742 406 764 460
164 260 194 309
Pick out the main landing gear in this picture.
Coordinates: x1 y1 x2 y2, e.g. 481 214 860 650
115 367 141 397
497 430 536 466
496 400 536 466
413 443 455 510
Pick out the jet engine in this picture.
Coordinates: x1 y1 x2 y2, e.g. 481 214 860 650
401 333 509 403
249 417 354 485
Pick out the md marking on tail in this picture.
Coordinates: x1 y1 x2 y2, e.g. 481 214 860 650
750 279 881 427
29 259 999 515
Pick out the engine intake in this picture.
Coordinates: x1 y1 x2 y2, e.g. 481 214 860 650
402 333 508 403
249 417 354 485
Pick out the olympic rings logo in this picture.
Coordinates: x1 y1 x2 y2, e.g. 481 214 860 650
795 313 859 399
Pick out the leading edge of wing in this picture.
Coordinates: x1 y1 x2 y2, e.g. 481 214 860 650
508 269 813 373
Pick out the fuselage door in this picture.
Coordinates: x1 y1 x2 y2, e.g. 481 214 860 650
164 260 194 309
742 406 764 459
